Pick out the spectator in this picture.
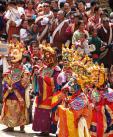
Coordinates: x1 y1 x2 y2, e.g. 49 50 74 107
89 6 103 28
50 10 69 61
87 1 98 18
77 0 86 15
97 17 113 68
25 1 35 19
64 3 71 18
51 0 58 11
72 20 89 45
5 1 22 41
20 19 29 42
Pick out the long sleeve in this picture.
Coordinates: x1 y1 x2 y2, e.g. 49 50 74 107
72 31 77 45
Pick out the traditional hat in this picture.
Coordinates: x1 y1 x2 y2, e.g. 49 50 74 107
42 43 57 66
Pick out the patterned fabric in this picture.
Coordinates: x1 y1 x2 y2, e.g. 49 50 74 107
1 70 30 127
104 92 113 102
69 93 87 110
90 104 113 137
51 91 63 108
1 99 28 127
10 68 22 83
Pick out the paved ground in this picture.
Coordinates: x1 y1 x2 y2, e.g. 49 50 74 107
0 124 56 137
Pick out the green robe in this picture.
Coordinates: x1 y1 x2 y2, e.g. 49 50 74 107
88 36 101 63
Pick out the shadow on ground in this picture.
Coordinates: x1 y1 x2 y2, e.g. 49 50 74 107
1 131 56 137
0 124 56 137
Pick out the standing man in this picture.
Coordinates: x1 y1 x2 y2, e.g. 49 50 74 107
32 45 57 136
64 3 71 18
0 41 30 132
77 0 86 15
35 2 54 23
97 17 113 68
50 10 69 61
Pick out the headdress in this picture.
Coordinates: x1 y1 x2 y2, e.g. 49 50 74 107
62 45 106 89
42 42 57 67
62 44 75 70
9 41 25 53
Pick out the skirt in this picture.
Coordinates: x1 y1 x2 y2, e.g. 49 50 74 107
32 107 51 133
0 99 29 127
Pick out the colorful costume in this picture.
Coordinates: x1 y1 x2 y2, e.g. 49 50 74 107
1 42 30 129
32 43 57 134
90 88 113 137
56 46 96 137
32 74 55 133
86 62 113 137
57 77 92 137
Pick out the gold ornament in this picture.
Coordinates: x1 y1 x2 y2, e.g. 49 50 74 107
62 45 106 89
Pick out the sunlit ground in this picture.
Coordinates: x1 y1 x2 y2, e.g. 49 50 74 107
0 124 56 137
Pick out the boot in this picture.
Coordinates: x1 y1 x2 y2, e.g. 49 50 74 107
20 125 25 133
